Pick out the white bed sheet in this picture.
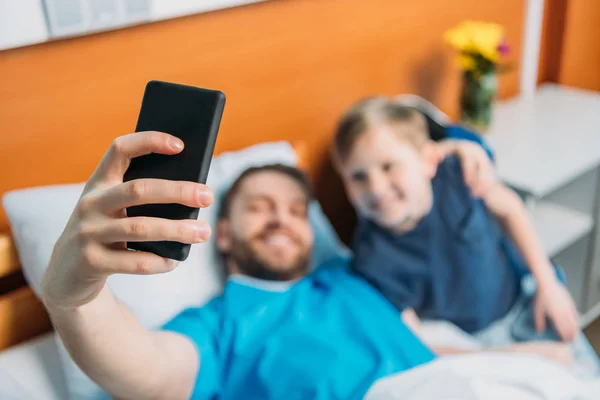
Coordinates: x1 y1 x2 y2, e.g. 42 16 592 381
0 332 67 400
365 353 600 400
1 330 598 400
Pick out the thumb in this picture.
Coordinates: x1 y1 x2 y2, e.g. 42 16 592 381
534 297 546 333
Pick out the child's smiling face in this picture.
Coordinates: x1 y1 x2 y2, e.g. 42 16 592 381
337 123 438 232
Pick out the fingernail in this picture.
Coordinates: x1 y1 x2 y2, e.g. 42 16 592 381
169 137 184 150
198 188 214 206
195 223 211 240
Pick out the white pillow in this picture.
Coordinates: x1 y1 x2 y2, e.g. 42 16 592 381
3 183 219 400
2 183 219 325
0 332 68 400
2 183 83 300
2 140 348 399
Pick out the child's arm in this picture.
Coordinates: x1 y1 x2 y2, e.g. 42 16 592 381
436 139 496 198
437 138 579 340
482 183 579 341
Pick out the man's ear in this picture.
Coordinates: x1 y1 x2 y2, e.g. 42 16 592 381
421 140 441 179
216 219 231 253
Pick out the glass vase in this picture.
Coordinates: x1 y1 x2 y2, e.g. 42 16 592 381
459 71 497 133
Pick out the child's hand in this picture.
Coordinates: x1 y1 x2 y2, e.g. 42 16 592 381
438 140 498 198
535 280 579 342
457 142 498 198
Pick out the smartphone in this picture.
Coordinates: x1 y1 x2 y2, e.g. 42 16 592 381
123 80 225 261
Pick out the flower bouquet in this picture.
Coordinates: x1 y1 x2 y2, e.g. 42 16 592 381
444 20 511 132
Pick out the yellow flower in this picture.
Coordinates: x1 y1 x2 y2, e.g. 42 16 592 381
444 22 473 52
472 23 504 61
444 20 505 62
458 53 476 71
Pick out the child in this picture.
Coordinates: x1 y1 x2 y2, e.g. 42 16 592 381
332 96 599 374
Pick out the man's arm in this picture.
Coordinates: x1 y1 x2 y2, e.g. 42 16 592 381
400 309 573 366
41 131 214 400
433 343 573 366
45 287 198 400
482 183 579 341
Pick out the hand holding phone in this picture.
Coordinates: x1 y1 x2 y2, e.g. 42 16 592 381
123 80 226 261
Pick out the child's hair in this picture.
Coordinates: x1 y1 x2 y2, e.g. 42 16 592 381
333 96 429 163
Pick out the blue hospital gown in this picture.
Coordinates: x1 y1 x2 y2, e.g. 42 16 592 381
162 258 435 400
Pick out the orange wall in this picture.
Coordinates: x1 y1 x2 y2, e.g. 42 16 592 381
558 0 600 91
0 0 525 238
538 0 600 91
537 0 566 84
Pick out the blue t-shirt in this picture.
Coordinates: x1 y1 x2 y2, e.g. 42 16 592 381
162 258 435 400
352 156 529 334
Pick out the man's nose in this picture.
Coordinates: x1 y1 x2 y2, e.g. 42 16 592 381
271 206 292 226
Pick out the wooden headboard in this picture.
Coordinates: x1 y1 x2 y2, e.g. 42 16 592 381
0 0 525 350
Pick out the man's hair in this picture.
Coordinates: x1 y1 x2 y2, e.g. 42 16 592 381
333 96 429 163
218 163 314 220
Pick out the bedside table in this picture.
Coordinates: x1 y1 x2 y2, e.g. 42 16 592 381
486 83 600 328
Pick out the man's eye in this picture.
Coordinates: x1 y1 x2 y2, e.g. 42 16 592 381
382 162 394 172
248 201 268 212
291 204 308 218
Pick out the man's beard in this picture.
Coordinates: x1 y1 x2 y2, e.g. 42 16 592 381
226 230 310 282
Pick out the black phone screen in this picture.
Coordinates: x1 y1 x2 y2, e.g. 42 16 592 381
123 80 225 261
